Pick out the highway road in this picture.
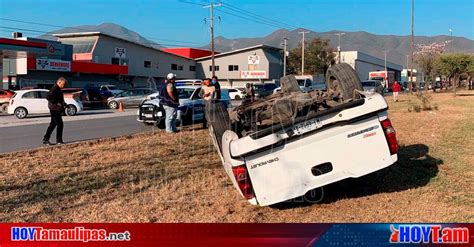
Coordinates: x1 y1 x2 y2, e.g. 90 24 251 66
0 114 150 154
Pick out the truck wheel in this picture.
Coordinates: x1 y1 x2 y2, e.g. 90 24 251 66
206 101 231 152
326 63 363 100
155 119 166 129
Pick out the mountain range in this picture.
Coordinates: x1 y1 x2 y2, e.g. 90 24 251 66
38 23 474 66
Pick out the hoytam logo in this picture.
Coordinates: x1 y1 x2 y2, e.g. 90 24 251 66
390 224 469 244
11 227 131 242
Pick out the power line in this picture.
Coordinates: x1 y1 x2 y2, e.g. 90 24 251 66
0 17 206 46
223 3 299 30
215 8 286 29
179 0 292 30
0 25 202 48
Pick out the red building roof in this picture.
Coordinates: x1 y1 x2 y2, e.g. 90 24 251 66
161 48 215 59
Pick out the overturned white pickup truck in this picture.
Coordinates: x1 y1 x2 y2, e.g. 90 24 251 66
206 63 398 206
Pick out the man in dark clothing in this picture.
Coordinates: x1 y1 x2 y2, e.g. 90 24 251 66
211 76 221 100
43 77 67 145
160 73 180 133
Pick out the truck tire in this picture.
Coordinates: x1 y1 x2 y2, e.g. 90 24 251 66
326 63 363 100
206 101 231 152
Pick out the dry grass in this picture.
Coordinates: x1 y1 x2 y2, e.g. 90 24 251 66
1 92 473 222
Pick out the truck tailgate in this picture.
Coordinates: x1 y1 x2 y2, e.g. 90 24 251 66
245 113 397 206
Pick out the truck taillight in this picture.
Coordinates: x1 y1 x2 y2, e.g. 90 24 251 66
381 119 398 155
232 165 255 199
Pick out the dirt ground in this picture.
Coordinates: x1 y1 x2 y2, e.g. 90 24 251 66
1 92 473 222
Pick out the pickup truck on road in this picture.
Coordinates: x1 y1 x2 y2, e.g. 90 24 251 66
206 63 399 206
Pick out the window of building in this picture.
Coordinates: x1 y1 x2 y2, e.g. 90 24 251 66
60 36 97 53
178 65 183 71
144 61 151 68
112 58 128 65
228 65 239 71
189 65 196 71
209 65 220 71
171 64 178 70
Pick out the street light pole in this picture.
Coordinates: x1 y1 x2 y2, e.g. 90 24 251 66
282 38 288 77
383 50 389 88
335 32 345 63
298 30 309 75
410 0 415 93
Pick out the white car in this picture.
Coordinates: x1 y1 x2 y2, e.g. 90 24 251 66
7 89 83 119
227 88 245 100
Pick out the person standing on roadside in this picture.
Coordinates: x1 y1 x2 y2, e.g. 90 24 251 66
392 81 401 102
211 76 221 100
159 73 180 133
243 83 256 104
43 77 67 145
199 78 216 129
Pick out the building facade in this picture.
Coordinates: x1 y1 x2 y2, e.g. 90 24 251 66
196 45 283 87
55 32 197 87
338 51 403 81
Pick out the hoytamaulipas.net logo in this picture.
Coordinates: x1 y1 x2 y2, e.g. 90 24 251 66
11 226 131 242
390 224 469 244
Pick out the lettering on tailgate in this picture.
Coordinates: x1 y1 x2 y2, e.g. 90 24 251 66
250 157 279 169
347 125 379 138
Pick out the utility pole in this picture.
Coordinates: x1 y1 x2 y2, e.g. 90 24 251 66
410 0 414 93
448 29 453 52
204 1 222 77
282 38 288 77
383 50 389 88
298 30 309 75
335 32 345 63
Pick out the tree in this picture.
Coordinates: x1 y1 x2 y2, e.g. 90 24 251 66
433 53 472 93
287 38 336 75
414 41 449 92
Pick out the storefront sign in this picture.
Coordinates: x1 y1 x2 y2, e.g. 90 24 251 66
36 59 71 72
240 70 267 79
248 55 260 65
115 47 127 58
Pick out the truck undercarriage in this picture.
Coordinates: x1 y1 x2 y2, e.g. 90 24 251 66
207 63 364 149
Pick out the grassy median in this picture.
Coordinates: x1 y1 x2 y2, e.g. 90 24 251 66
0 91 472 222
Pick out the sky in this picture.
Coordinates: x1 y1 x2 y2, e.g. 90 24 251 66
0 0 473 47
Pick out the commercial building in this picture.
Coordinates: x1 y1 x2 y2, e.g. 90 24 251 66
55 32 197 87
338 51 403 81
196 45 283 87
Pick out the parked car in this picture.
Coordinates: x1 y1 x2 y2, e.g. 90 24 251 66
0 89 15 112
100 84 123 97
84 87 107 106
254 83 278 98
62 88 90 105
362 80 384 95
107 88 157 109
137 86 231 127
7 89 83 119
228 88 245 100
